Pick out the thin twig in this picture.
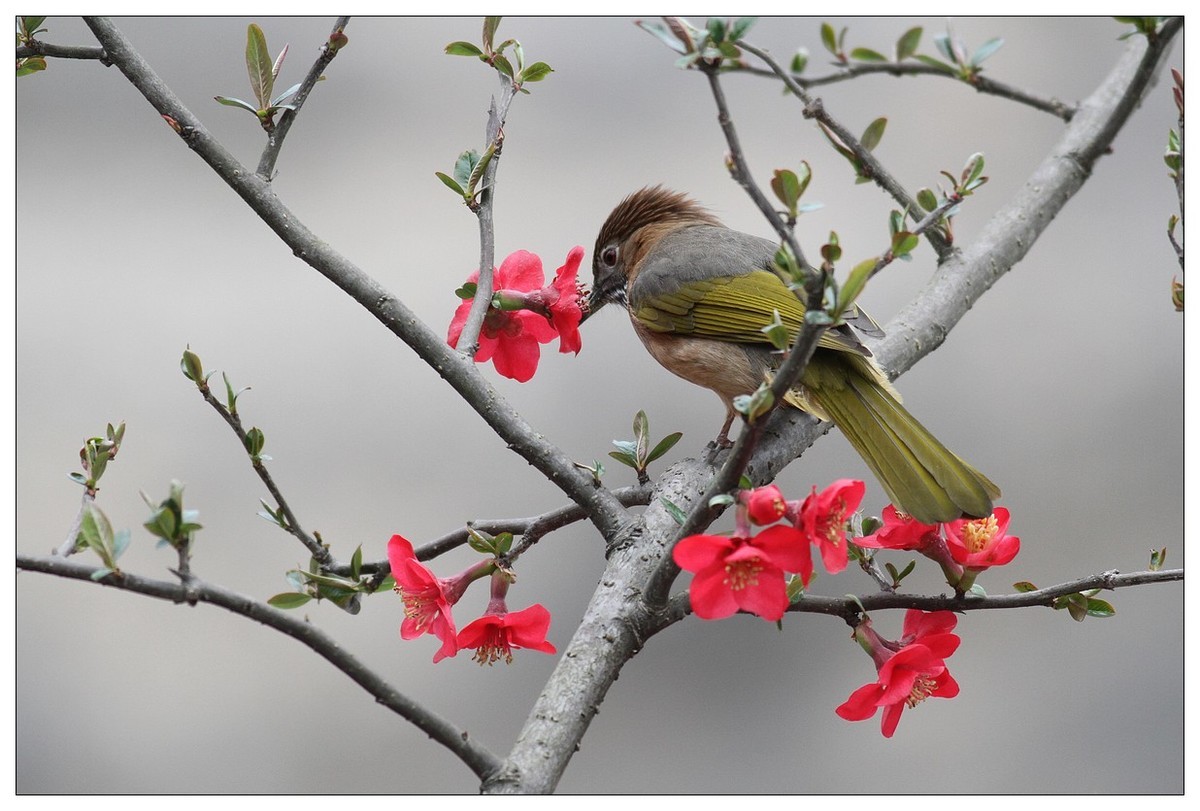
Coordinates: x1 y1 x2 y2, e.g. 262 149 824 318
16 551 504 782
17 40 109 63
195 383 331 567
660 568 1183 628
456 77 518 358
733 61 1076 122
256 17 350 180
739 40 953 261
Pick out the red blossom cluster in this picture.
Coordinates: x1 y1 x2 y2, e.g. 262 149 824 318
673 479 865 621
858 504 1020 591
387 534 556 665
447 247 586 382
672 480 1021 737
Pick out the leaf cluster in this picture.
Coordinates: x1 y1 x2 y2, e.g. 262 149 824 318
609 410 682 485
214 24 305 132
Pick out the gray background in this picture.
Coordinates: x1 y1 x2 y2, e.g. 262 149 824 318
16 17 1183 793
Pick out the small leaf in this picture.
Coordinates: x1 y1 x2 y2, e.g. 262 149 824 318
820 22 838 56
839 257 877 316
636 19 691 55
16 56 46 76
916 187 939 213
708 493 735 509
1012 581 1038 593
483 17 502 52
268 592 313 609
445 41 483 57
970 37 1004 68
435 171 465 196
896 27 922 61
1085 598 1116 618
213 95 261 113
455 281 477 299
246 23 274 110
790 48 808 74
646 432 683 464
519 61 553 83
270 42 289 83
729 17 757 41
350 544 363 580
912 54 956 74
860 117 887 152
270 81 302 107
660 497 688 526
850 47 887 62
491 54 514 78
771 169 801 213
1149 547 1167 571
891 231 919 257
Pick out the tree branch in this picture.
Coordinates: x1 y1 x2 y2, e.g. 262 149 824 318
81 16 632 542
17 40 109 63
734 61 1077 122
16 551 504 781
256 17 351 180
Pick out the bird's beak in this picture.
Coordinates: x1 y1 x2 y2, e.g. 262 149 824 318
580 269 626 324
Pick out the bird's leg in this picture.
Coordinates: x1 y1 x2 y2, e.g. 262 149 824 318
713 410 737 449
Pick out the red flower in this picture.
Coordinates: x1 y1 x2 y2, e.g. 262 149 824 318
457 602 557 665
541 246 585 354
387 534 462 663
448 250 558 382
798 479 864 579
855 504 941 551
673 525 809 621
743 484 787 526
944 507 1020 570
835 610 961 738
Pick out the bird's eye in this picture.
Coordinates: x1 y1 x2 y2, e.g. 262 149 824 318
600 245 619 268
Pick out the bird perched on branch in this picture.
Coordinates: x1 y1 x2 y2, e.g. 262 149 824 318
583 186 998 524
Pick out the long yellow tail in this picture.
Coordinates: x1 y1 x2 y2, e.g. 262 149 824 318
795 354 1000 524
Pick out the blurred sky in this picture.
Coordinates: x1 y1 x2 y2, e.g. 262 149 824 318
13 16 1185 794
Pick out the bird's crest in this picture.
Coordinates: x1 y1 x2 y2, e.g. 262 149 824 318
595 186 721 254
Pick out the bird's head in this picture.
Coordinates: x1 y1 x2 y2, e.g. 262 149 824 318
583 186 720 321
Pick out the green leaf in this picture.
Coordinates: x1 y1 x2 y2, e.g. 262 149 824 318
245 426 266 458
708 493 735 509
213 95 261 113
839 257 877 316
1149 547 1167 571
466 143 495 195
820 22 838 55
891 231 918 257
112 529 131 561
660 497 688 526
729 17 757 41
492 54 514 79
270 82 302 107
445 41 483 57
760 308 791 350
608 449 638 468
246 23 273 110
961 152 985 187
1085 598 1116 618
90 567 114 582
435 171 465 196
850 47 887 62
771 169 801 213
180 348 204 383
483 17 502 52
268 592 313 609
706 18 726 43
455 281 477 299
1011 581 1038 593
896 26 922 61
790 48 808 74
860 117 887 152
453 149 480 188
632 410 649 460
912 54 956 74
519 61 553 83
646 431 683 463
350 544 363 580
16 56 46 76
916 187 939 213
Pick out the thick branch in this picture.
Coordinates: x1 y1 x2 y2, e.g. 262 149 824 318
81 17 631 542
17 40 109 63
16 552 503 781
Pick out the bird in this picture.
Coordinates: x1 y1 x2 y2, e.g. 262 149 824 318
583 185 999 524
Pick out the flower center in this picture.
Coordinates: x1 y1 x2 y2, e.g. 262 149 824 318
821 498 849 546
471 626 513 666
396 585 439 633
906 673 937 708
724 556 764 591
961 515 999 553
